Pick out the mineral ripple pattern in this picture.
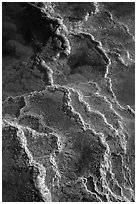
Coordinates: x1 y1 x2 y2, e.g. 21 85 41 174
2 2 135 202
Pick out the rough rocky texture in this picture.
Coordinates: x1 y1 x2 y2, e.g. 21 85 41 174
2 2 135 202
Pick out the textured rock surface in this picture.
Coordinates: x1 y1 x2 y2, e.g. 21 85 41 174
2 2 135 202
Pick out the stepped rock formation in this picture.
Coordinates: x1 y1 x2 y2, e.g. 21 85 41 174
2 2 135 202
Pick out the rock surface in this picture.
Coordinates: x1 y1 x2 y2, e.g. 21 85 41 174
2 2 135 202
